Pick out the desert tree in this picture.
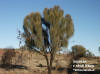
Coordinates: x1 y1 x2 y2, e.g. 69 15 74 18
22 6 74 74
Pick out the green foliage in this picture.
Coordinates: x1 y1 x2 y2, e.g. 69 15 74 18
23 12 43 49
72 45 86 58
22 6 74 52
72 45 94 59
22 6 74 74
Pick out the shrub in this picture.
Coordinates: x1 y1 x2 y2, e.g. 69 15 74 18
1 49 16 65
72 45 86 59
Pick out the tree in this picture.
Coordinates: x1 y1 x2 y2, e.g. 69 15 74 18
85 50 94 57
22 6 74 74
98 47 100 53
72 45 86 59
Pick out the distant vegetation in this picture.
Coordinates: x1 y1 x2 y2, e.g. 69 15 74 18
71 45 94 60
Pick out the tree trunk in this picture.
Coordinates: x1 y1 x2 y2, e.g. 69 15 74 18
44 54 52 74
47 66 52 74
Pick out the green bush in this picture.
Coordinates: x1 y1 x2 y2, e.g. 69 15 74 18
72 45 86 59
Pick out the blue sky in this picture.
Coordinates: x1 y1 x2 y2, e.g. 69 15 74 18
0 0 100 56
